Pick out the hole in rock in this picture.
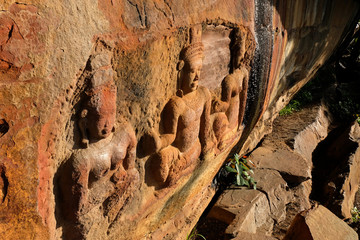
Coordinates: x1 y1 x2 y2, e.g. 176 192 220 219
0 166 9 203
0 119 9 137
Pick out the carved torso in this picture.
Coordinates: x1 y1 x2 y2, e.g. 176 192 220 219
224 71 242 129
60 122 137 220
171 87 209 152
77 131 130 185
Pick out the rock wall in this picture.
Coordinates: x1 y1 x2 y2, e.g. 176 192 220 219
0 1 359 239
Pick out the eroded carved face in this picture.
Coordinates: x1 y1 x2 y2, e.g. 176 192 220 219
87 106 116 140
182 58 202 94
86 83 117 140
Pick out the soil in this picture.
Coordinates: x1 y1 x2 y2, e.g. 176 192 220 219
262 104 321 150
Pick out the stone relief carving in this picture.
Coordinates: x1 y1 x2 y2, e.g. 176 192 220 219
53 23 254 239
58 52 139 238
149 25 215 187
211 27 250 150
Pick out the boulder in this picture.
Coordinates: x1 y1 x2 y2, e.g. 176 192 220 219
292 179 313 211
339 123 360 218
283 205 358 240
251 146 311 184
293 106 332 162
208 188 274 236
311 122 360 218
254 168 292 221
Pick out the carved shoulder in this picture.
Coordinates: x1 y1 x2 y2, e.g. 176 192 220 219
164 96 185 116
70 150 91 174
112 122 137 148
197 86 211 100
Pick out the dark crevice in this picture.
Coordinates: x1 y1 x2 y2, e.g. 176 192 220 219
127 0 144 27
143 3 148 28
163 0 175 22
6 24 14 44
0 166 8 203
8 17 24 40
153 2 172 27
0 119 9 138
310 123 358 217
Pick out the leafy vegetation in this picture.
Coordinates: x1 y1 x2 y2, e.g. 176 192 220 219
186 226 206 240
279 71 329 116
279 100 301 116
224 154 257 189
351 207 360 223
356 114 360 124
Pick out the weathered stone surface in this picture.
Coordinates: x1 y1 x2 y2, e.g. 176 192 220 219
248 104 332 188
251 146 311 184
342 123 360 217
205 169 292 238
323 122 360 218
201 25 231 90
310 121 360 219
0 0 359 239
284 205 358 240
293 179 313 211
208 188 274 236
246 105 335 238
254 169 292 221
231 232 277 240
293 106 332 162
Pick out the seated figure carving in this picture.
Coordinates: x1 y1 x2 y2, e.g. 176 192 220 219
151 26 215 186
59 54 139 236
211 28 250 150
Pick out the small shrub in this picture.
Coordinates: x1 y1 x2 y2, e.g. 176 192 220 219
224 154 257 189
279 100 301 116
351 207 360 223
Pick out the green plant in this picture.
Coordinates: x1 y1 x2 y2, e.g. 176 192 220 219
355 114 360 124
279 100 301 116
224 154 256 189
351 207 360 223
186 226 206 240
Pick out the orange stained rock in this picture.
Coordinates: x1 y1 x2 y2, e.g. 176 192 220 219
211 27 252 151
57 53 139 238
151 25 215 186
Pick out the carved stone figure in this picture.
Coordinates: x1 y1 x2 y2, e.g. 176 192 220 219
211 28 250 150
213 66 249 130
59 53 139 238
151 26 215 186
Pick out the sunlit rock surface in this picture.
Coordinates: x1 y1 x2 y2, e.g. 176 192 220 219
0 0 359 239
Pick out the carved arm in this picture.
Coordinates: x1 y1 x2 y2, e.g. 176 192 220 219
71 157 91 218
200 88 216 153
154 98 180 151
238 66 249 127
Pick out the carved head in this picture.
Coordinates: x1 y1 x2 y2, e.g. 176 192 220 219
81 80 117 142
178 25 204 95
